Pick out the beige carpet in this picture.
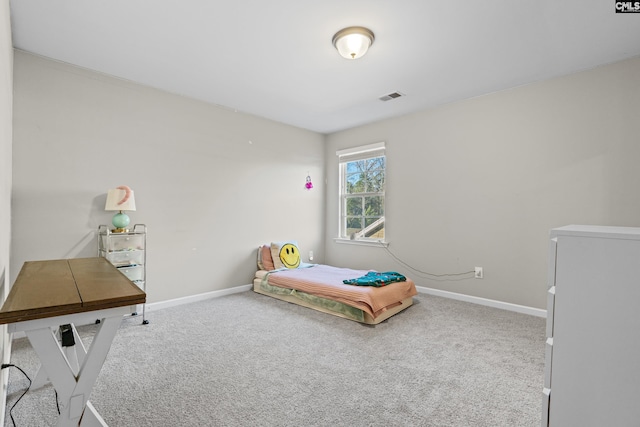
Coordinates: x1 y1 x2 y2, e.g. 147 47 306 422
4 291 545 426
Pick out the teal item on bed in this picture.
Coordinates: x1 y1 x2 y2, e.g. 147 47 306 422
342 271 406 287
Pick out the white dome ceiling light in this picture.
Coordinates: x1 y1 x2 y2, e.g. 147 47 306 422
332 26 375 60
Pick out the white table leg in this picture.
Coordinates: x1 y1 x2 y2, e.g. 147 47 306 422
31 366 49 390
64 324 87 375
80 401 108 427
31 327 57 389
31 324 88 390
26 327 77 401
25 315 121 427
72 323 88 367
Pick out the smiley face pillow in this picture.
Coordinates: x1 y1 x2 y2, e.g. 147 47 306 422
270 241 301 269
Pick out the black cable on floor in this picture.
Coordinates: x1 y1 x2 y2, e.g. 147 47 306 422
1 363 32 427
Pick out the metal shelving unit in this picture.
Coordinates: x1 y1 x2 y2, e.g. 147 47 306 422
98 223 148 324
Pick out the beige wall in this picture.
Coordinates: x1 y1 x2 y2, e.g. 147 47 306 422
11 51 326 303
11 46 640 312
325 56 640 309
0 0 12 422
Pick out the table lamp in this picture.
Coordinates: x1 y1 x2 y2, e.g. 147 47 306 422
105 185 136 232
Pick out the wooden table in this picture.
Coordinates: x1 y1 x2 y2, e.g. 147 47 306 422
0 257 146 427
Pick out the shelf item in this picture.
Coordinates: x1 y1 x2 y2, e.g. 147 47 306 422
543 225 640 426
98 223 148 324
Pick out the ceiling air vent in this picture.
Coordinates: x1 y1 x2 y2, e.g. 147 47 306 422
379 91 404 102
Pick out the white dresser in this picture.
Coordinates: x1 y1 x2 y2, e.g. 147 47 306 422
543 225 640 426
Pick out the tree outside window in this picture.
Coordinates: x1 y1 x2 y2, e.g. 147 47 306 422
340 155 385 240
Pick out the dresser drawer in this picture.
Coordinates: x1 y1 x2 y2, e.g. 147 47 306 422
100 234 144 251
546 286 556 339
117 264 144 281
547 237 557 289
542 387 551 427
544 337 553 389
104 250 144 267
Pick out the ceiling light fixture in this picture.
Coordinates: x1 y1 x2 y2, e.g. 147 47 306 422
332 26 375 60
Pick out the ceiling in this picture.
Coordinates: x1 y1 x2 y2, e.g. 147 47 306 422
9 1 640 134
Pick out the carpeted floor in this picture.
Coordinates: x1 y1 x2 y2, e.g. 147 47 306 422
4 291 546 427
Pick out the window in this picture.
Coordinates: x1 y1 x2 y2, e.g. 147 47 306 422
337 142 385 241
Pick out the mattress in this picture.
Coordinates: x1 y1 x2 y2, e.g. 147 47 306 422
253 264 417 324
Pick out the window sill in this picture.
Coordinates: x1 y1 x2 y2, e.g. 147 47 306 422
333 238 388 248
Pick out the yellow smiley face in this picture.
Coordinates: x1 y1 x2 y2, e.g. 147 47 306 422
279 243 300 269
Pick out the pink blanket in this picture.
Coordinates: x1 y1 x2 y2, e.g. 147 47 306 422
266 265 417 318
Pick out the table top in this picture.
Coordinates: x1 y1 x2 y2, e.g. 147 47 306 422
0 257 146 324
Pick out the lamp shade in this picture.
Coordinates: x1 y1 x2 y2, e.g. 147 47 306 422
105 187 136 211
332 26 375 59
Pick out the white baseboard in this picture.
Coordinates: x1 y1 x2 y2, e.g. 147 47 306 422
146 284 252 312
11 284 544 343
152 284 547 318
11 284 253 341
416 285 547 318
154 283 547 318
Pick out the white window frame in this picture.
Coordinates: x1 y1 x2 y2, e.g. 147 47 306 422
336 142 386 244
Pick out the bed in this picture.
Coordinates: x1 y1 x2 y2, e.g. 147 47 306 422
253 243 417 324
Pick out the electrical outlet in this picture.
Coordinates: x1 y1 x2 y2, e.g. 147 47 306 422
474 267 483 279
309 251 314 261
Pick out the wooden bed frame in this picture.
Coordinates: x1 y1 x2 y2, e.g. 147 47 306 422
253 278 414 325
